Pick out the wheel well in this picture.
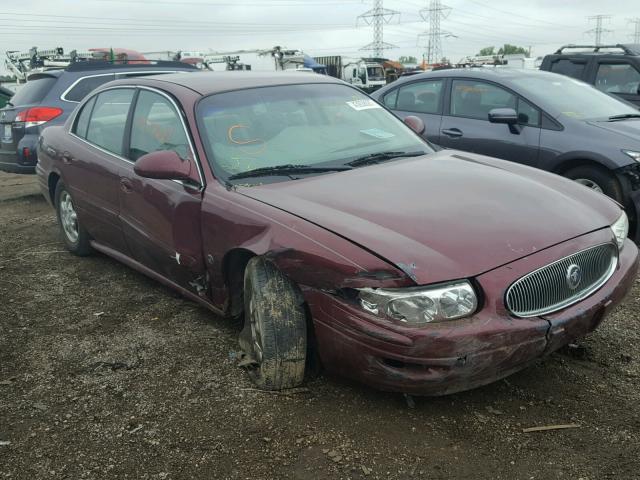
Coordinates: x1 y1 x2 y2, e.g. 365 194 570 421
48 172 60 204
553 158 610 176
222 249 321 375
222 248 255 319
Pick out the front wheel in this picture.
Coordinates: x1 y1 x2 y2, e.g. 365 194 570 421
564 165 624 203
240 257 307 390
54 181 92 256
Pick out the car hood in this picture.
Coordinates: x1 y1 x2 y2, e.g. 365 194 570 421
238 151 621 284
587 118 640 143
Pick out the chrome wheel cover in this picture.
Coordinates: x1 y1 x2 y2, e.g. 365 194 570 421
59 191 79 243
573 178 604 193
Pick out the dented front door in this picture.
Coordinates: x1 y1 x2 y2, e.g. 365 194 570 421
118 88 206 293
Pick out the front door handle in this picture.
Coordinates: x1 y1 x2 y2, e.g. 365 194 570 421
441 128 463 138
120 178 133 194
61 151 75 164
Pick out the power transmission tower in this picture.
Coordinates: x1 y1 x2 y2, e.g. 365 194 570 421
586 15 612 45
630 18 640 44
357 0 400 58
417 0 453 65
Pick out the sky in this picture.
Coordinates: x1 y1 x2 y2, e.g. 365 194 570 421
1 0 639 73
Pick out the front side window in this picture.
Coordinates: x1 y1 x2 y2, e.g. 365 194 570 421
129 90 191 162
85 88 134 155
595 63 640 95
73 96 97 139
395 80 443 114
64 75 115 102
450 80 516 120
517 98 540 126
197 84 432 182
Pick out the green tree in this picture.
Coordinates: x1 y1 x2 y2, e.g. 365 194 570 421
497 44 529 56
398 55 418 65
478 46 495 56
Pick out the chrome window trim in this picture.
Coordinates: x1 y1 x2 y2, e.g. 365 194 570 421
60 71 180 103
68 84 205 189
505 242 618 318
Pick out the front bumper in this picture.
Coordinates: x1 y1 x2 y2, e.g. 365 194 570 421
305 229 639 396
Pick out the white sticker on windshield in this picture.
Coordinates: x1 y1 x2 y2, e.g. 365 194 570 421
346 99 382 111
360 128 395 139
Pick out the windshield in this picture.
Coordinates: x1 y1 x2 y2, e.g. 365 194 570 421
512 75 639 120
197 83 432 183
367 66 385 80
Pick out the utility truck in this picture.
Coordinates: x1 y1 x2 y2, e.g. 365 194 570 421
314 56 386 92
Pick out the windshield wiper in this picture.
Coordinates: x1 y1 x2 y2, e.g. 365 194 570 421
227 164 352 181
346 150 426 167
608 113 640 121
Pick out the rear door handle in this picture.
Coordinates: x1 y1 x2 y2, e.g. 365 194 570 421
441 128 463 138
120 178 133 194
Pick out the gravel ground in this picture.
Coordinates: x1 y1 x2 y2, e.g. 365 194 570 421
1 175 639 479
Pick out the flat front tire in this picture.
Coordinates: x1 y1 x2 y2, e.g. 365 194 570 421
240 257 307 390
54 181 92 256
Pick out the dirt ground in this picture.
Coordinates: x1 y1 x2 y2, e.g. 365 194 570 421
1 172 639 480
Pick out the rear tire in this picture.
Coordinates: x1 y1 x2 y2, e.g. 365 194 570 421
240 257 307 390
54 181 92 256
564 165 624 203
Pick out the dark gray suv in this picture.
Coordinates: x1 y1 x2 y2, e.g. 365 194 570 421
0 61 197 174
371 68 640 234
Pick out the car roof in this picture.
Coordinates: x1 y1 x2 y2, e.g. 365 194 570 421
398 67 557 81
105 70 345 96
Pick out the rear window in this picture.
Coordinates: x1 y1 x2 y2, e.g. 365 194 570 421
549 59 587 79
64 74 115 102
9 76 57 105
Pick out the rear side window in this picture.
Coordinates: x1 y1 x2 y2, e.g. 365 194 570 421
450 80 516 120
395 80 443 114
73 96 97 138
549 59 586 79
128 90 190 161
9 76 57 105
64 74 115 102
595 63 640 94
86 89 134 155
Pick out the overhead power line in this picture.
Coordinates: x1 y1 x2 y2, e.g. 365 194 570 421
586 14 612 46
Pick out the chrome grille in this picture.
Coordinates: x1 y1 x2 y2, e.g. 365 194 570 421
506 243 618 317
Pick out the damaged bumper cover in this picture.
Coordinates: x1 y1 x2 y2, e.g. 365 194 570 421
303 229 639 396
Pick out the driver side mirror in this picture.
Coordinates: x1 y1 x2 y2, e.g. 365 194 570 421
134 150 195 182
488 108 518 125
404 115 426 135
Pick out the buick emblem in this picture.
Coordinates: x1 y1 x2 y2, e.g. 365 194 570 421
566 264 582 290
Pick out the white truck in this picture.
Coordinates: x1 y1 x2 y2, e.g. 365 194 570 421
313 56 386 92
202 47 309 72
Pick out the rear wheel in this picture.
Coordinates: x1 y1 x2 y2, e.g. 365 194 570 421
54 181 92 256
564 165 624 203
239 257 307 390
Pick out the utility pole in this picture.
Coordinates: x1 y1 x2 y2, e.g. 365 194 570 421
630 18 640 44
357 0 400 58
417 0 453 65
586 15 612 45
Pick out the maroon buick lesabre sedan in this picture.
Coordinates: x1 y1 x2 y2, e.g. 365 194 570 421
36 72 638 395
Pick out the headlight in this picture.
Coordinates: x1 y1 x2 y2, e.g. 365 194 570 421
610 211 628 250
622 150 640 162
357 281 477 326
